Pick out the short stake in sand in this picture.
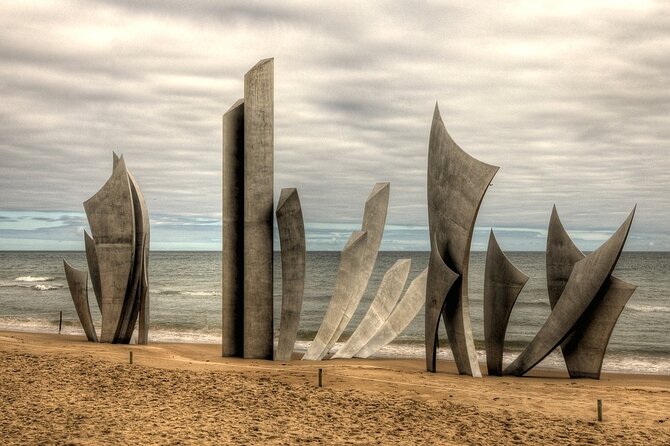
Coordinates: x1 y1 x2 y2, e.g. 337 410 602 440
597 399 603 422
318 368 323 388
58 311 63 335
129 351 133 365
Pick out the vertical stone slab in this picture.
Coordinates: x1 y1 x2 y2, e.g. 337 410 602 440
483 231 528 376
243 58 274 359
275 188 306 361
222 98 245 357
84 231 102 313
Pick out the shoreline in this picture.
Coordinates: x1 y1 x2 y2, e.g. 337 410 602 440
1 330 668 445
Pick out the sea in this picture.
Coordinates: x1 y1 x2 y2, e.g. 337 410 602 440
0 251 668 375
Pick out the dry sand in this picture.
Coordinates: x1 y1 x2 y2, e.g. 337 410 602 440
0 330 668 445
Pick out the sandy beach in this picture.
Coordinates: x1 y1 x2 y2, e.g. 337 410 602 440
0 330 668 445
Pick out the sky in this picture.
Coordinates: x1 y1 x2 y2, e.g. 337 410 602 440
0 1 668 251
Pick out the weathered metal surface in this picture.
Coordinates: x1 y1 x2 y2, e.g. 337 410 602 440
83 157 135 343
243 58 274 359
84 231 102 312
483 231 528 376
222 98 245 357
303 231 368 360
546 206 636 378
275 188 306 361
426 103 498 376
63 259 98 342
504 207 635 376
355 267 429 359
304 182 390 360
332 259 411 359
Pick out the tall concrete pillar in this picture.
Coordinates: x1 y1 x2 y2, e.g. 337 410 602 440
222 98 245 357
243 58 274 359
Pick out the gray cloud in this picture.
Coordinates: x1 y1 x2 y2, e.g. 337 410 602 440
0 1 668 251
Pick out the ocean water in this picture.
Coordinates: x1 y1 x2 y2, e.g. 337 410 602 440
0 251 668 375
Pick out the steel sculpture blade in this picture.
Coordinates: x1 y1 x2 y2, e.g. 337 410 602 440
275 188 306 361
546 206 636 378
426 103 498 376
222 98 245 357
356 268 429 359
504 207 635 376
332 259 411 359
118 170 150 344
84 231 102 312
63 259 98 342
303 182 389 360
303 230 368 360
243 58 274 359
83 156 135 343
483 231 528 376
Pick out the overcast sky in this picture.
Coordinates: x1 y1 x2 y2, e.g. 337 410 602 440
0 1 668 251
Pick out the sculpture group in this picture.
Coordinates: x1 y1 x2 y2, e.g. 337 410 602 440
218 58 637 379
64 153 150 344
60 58 636 379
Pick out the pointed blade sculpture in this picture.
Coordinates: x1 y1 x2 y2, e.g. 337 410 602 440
275 188 306 361
483 231 528 376
303 231 368 360
426 103 499 376
546 206 637 378
83 156 135 343
332 259 411 359
505 207 636 376
303 182 389 360
356 268 429 359
63 260 98 343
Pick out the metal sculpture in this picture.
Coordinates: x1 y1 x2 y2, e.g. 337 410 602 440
63 260 98 342
545 206 637 379
303 182 389 360
355 268 429 359
64 153 150 344
483 231 528 376
275 188 306 361
426 103 498 376
504 207 635 376
222 58 274 359
332 259 411 359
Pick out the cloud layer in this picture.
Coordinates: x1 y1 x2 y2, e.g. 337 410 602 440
1 1 668 250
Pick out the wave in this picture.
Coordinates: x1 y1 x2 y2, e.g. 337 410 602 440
627 304 670 313
152 289 221 297
33 284 62 291
15 276 55 282
183 291 221 297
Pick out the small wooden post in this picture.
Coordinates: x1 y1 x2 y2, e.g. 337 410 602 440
318 368 323 387
129 351 133 365
597 399 603 422
58 311 63 334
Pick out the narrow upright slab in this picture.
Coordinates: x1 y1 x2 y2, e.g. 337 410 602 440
356 268 429 359
332 259 411 359
483 231 528 376
222 98 245 357
275 188 306 361
83 157 135 343
63 260 98 342
84 231 102 312
505 207 635 376
303 231 368 360
546 206 636 378
426 103 498 376
243 58 274 359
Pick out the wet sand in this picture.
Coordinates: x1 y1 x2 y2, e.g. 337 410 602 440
0 330 668 445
